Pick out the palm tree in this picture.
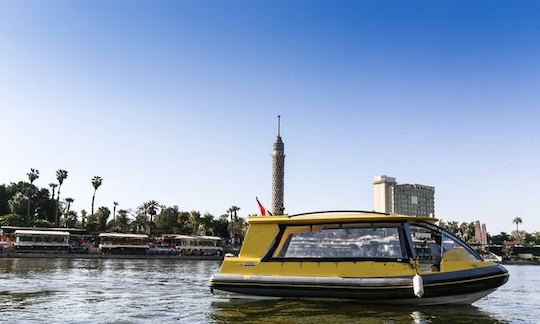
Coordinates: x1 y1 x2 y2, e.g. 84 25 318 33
113 201 118 224
64 198 74 226
91 176 103 217
145 200 159 225
55 169 68 226
227 206 240 245
116 209 129 232
81 209 88 228
26 168 40 222
513 217 523 236
49 183 58 200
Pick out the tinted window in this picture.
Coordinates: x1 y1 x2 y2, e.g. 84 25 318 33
273 224 405 259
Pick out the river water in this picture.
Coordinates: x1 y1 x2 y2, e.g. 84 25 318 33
0 258 538 323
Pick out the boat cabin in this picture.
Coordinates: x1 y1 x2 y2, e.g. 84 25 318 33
159 234 223 256
14 230 70 253
220 212 486 276
98 233 149 255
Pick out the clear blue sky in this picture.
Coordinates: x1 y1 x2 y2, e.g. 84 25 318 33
1 1 539 234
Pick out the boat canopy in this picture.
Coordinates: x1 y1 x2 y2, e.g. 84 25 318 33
99 233 148 239
248 211 437 225
14 230 70 236
196 236 221 241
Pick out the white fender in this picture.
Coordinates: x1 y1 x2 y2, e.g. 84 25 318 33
413 274 424 298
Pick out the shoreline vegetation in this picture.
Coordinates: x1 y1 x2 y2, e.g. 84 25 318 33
0 169 247 243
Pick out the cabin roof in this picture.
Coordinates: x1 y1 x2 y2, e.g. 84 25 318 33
248 211 437 225
196 236 221 240
99 233 148 239
14 230 70 236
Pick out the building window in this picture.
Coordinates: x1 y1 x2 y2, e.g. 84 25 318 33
411 196 418 204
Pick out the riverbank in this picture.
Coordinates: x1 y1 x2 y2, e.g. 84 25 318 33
501 259 540 265
0 252 223 260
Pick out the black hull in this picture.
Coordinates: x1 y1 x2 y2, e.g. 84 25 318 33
210 264 508 303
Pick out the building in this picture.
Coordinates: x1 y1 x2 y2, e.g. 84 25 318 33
272 116 285 215
474 221 489 251
373 175 435 216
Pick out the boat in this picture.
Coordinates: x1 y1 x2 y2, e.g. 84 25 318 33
159 234 224 256
210 211 509 305
98 233 150 255
13 229 70 253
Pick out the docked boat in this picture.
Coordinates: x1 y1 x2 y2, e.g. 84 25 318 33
210 211 509 305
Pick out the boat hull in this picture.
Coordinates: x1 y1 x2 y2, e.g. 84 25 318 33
210 264 508 305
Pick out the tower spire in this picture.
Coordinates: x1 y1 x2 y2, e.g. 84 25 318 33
277 115 281 137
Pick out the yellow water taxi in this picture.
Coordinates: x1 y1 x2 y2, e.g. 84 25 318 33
210 211 509 305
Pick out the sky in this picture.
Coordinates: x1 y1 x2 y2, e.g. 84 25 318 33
0 1 539 234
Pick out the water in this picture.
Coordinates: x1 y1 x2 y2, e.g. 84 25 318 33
0 259 538 323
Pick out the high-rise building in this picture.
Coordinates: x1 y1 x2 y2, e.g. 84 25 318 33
373 175 435 216
272 116 285 215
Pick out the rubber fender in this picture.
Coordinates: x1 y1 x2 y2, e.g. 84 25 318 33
413 274 424 298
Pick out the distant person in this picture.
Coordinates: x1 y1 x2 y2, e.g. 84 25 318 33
430 235 442 271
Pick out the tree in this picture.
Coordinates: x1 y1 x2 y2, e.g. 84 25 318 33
199 213 215 235
49 183 57 201
26 168 39 222
64 198 74 226
64 210 79 228
113 201 118 223
142 200 159 234
490 232 510 245
55 169 68 226
95 206 110 231
91 176 103 217
213 214 230 239
116 209 130 232
155 206 180 234
8 192 26 215
0 184 11 215
513 217 523 234
81 209 88 228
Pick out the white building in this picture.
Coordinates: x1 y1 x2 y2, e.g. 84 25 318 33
373 175 435 217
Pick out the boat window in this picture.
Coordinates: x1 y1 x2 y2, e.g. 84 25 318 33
409 224 480 271
441 233 480 262
272 224 405 260
409 225 443 271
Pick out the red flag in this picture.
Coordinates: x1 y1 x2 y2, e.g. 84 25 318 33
256 197 266 216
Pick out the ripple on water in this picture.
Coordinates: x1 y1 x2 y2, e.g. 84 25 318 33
0 260 538 323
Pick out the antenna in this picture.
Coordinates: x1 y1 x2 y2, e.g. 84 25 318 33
277 115 281 137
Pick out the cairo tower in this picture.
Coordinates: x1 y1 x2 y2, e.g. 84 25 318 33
272 116 285 215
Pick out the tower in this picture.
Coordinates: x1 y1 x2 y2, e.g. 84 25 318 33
272 115 285 215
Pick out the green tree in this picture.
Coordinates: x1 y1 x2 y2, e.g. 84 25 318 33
490 232 510 245
55 169 68 226
91 176 103 217
64 210 79 228
0 184 10 215
199 213 215 235
26 168 39 222
81 209 88 228
189 210 202 235
49 183 57 200
64 198 74 226
8 192 26 215
116 209 130 232
113 201 118 223
154 206 180 234
95 206 110 231
513 217 523 234
213 214 230 239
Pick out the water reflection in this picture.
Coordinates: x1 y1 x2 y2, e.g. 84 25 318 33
209 299 507 323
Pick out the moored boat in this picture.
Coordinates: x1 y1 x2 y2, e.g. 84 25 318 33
210 211 509 305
